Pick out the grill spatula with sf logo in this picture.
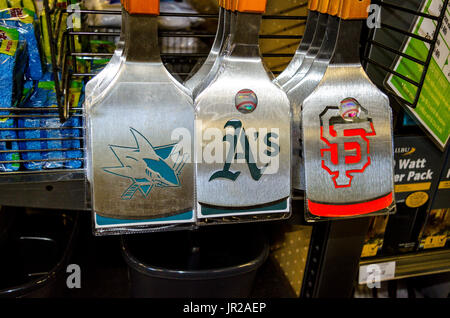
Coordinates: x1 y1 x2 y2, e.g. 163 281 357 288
195 0 291 222
86 0 195 222
302 0 395 220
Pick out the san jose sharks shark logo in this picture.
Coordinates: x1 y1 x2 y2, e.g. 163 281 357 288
103 128 188 200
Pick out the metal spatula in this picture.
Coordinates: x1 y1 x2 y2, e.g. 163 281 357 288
85 4 126 109
281 0 329 90
302 0 395 220
192 0 236 100
184 0 225 92
195 0 291 220
86 0 195 220
285 0 341 191
274 0 320 86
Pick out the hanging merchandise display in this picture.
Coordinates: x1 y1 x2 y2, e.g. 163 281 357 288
302 0 396 220
195 0 291 222
86 0 195 235
283 0 341 191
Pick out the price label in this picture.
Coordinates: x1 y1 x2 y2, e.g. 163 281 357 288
359 261 396 285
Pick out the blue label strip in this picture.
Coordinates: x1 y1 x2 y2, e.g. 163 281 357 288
96 210 194 226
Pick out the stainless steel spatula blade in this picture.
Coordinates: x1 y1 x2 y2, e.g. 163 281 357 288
302 0 395 220
274 9 319 86
287 12 340 191
184 5 225 91
281 11 328 90
85 7 126 110
195 1 291 220
192 2 235 100
86 1 194 220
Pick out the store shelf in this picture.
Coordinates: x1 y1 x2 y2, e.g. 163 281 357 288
0 170 87 211
360 249 450 281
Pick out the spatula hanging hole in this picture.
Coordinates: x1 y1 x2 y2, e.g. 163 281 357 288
339 98 362 122
235 89 258 114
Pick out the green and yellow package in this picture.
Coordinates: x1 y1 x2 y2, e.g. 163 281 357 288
0 7 43 79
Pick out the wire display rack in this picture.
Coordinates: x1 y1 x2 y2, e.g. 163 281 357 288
0 0 446 211
0 0 446 300
363 0 449 109
0 1 308 209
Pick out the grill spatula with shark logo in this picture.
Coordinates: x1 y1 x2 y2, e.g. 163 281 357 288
302 0 395 220
274 0 321 87
195 0 291 222
86 0 195 222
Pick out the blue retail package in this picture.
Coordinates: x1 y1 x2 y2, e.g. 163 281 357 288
0 25 27 172
18 77 83 170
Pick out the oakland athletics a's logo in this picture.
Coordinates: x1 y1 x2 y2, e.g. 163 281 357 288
209 119 279 182
103 128 188 200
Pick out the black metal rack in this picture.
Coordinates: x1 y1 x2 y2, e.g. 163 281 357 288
363 0 449 109
0 0 448 298
301 0 450 298
0 0 308 209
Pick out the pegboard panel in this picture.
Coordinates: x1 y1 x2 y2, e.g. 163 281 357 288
271 225 312 296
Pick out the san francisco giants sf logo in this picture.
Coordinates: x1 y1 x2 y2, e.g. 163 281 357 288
319 98 376 188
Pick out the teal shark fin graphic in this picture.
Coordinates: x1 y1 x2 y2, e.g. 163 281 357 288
103 128 188 200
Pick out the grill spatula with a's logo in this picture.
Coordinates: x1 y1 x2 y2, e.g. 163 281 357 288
195 0 291 222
